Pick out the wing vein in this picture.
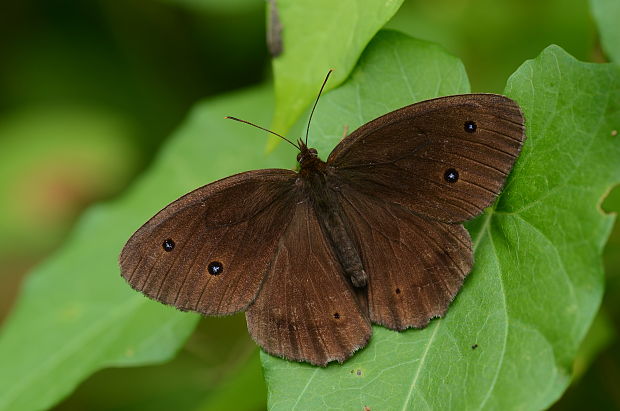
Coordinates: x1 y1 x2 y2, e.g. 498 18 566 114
194 226 231 311
156 217 204 299
458 137 518 158
127 255 144 283
214 223 251 312
479 127 523 144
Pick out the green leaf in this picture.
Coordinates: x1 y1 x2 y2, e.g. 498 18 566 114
54 316 265 410
261 33 620 410
590 0 620 63
0 84 291 411
196 349 267 411
308 31 470 157
271 0 403 135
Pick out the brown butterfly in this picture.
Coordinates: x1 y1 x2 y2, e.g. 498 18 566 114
119 72 525 366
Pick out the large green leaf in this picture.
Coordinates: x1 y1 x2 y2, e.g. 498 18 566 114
0 84 292 411
262 32 620 410
590 0 620 63
53 315 265 411
271 0 403 134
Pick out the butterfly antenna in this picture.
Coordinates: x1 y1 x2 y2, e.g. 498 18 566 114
225 116 300 151
305 69 334 145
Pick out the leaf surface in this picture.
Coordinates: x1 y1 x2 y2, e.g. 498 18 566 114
271 0 403 134
262 31 620 411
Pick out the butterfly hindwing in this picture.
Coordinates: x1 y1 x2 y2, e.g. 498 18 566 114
338 189 472 330
329 94 525 223
119 169 297 315
246 200 372 366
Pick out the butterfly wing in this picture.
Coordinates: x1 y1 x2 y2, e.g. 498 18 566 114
328 94 525 223
246 200 372 366
119 169 298 315
338 189 472 330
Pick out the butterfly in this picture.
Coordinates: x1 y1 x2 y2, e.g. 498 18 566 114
119 72 526 366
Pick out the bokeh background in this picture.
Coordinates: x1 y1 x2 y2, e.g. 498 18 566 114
0 0 617 409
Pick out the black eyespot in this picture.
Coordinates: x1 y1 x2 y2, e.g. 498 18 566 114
464 121 477 133
444 168 459 183
395 288 401 294
162 239 175 252
333 312 340 319
207 261 223 275
471 344 478 350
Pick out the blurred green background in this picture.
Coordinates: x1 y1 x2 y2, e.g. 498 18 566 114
0 0 617 410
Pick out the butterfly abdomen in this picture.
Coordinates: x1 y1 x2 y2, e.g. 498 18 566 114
301 167 367 288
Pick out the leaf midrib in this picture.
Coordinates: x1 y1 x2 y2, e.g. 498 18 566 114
476 222 509 410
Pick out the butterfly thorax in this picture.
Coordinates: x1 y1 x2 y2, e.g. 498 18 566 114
296 142 368 288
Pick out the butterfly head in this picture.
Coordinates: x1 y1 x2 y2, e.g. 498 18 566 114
296 69 332 172
296 140 320 168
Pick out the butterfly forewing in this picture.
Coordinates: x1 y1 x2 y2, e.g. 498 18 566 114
329 94 525 223
120 169 297 315
246 200 372 366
